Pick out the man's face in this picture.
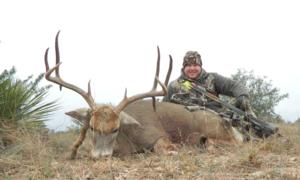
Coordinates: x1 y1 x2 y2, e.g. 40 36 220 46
183 64 201 79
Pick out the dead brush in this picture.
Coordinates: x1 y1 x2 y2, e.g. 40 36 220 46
235 140 263 168
258 123 300 155
48 128 91 159
232 123 299 171
0 128 56 179
258 135 294 154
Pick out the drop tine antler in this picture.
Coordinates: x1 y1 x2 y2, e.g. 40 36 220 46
44 31 96 109
114 46 172 114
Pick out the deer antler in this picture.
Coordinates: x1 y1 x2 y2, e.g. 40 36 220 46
44 31 172 159
44 31 96 109
114 46 173 114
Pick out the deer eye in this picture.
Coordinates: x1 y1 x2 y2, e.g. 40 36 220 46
112 128 119 133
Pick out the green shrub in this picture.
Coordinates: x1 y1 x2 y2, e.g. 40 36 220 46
0 67 58 131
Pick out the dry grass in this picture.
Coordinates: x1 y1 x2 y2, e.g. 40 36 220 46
1 123 300 179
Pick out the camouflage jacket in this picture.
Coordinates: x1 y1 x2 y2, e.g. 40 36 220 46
163 69 249 111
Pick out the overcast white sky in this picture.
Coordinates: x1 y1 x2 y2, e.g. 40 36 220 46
1 0 300 131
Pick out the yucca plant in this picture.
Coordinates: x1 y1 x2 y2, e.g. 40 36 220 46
0 67 58 130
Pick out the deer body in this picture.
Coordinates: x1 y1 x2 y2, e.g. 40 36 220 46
67 100 243 157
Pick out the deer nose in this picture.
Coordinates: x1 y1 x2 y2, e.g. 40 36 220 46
91 149 113 159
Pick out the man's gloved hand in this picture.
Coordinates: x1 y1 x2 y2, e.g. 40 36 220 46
235 95 257 118
181 80 193 91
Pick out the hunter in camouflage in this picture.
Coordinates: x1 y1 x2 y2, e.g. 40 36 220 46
163 51 256 116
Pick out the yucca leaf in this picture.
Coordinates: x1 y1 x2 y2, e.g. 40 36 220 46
0 67 59 130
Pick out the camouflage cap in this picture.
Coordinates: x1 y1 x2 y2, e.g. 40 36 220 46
183 51 202 67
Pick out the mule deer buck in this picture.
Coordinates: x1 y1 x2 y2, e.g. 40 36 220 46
45 31 243 159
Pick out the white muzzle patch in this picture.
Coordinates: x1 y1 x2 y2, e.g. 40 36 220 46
91 131 119 158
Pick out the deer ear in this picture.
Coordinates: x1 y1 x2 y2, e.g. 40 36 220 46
119 112 141 126
65 108 90 121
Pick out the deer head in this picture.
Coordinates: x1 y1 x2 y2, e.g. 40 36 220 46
44 31 172 159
